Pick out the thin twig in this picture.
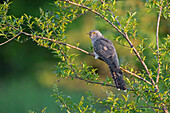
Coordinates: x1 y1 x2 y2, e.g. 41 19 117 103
136 106 163 110
75 75 115 87
120 67 152 85
0 33 21 46
156 1 162 85
57 95 72 112
114 40 131 48
155 2 169 113
5 23 92 55
63 0 155 86
70 10 88 22
100 0 124 31
22 31 93 56
131 87 157 113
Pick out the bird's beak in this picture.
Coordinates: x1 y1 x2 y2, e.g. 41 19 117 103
86 32 92 36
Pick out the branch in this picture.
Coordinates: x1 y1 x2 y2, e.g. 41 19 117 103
100 0 124 31
114 40 131 48
156 1 162 85
155 2 168 112
75 75 115 87
70 10 88 22
136 106 163 110
63 0 155 86
0 33 21 46
56 95 72 112
22 31 93 56
120 67 152 85
131 87 157 113
64 0 125 37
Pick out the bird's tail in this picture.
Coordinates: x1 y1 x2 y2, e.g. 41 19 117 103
109 67 126 91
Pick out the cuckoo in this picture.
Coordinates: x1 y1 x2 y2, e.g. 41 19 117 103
88 30 126 91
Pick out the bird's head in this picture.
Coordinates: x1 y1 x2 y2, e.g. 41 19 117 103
87 30 103 39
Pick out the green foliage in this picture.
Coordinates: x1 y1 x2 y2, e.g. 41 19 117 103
0 0 169 112
52 85 101 113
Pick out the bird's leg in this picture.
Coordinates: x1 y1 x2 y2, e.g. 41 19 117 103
94 51 99 59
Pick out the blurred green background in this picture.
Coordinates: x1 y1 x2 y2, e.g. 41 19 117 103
0 0 169 113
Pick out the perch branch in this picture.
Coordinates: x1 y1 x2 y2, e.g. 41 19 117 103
22 32 93 56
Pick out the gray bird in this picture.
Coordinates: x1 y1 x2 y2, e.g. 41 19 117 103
88 30 126 91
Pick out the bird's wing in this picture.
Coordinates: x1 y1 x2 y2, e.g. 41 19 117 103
93 38 120 70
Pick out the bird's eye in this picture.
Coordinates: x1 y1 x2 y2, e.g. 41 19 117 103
93 32 96 34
